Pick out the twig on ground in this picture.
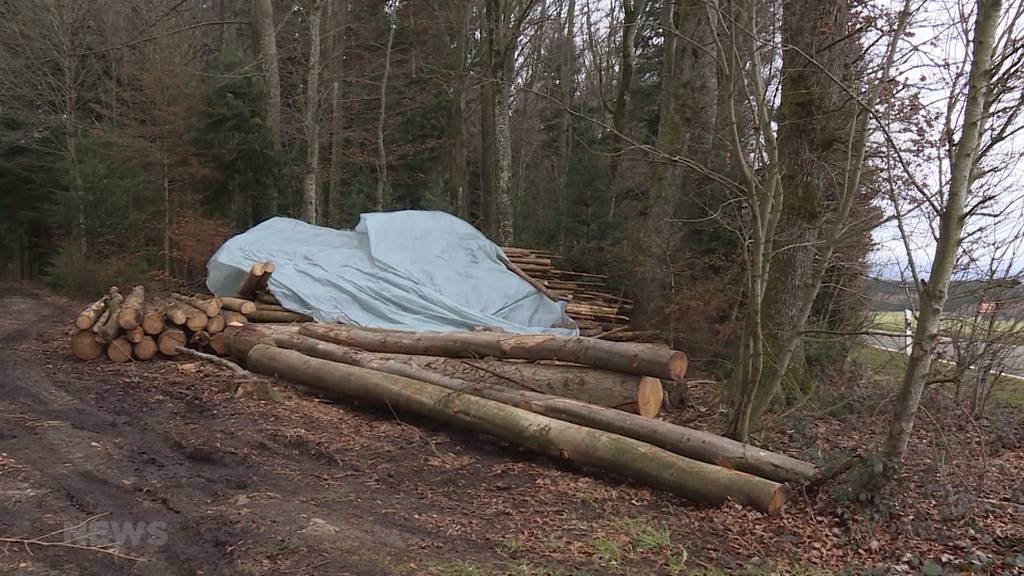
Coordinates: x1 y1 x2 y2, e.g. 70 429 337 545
174 346 250 377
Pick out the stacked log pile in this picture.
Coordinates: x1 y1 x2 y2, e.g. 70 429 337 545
69 261 311 363
500 247 654 341
220 323 821 512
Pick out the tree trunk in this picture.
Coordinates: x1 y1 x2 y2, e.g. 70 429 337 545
487 0 514 244
142 308 165 336
107 338 133 363
220 297 257 314
253 0 281 212
95 291 125 344
607 0 644 218
758 0 852 410
327 0 350 227
302 0 325 224
270 330 816 483
298 323 688 381
557 0 576 232
172 293 221 317
375 7 397 211
885 0 1000 461
238 340 788 512
236 262 267 298
244 309 313 323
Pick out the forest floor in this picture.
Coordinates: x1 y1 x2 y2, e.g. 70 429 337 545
1 284 1022 576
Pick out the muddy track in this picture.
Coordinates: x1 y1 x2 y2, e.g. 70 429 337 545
0 291 452 575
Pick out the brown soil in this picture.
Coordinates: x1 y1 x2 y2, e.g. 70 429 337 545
1 285 1022 575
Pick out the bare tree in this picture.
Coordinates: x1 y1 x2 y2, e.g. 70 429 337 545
886 0 1009 461
253 0 282 213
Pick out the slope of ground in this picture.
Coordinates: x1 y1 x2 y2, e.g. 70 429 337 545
0 285 1021 575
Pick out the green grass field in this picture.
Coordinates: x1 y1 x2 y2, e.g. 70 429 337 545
869 311 1024 336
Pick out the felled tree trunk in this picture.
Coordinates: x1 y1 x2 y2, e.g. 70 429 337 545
245 309 312 323
172 293 221 317
237 340 788 513
236 262 267 298
271 332 817 484
158 328 186 356
293 348 662 417
134 336 157 360
142 308 165 335
95 291 125 344
299 324 688 382
206 315 226 334
117 285 145 330
71 330 104 360
75 296 108 330
107 338 133 363
220 297 256 315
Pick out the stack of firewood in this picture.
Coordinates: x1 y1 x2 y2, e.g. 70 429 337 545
70 261 311 363
500 247 656 341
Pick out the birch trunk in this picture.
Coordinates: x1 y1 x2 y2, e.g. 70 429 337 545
885 0 1000 461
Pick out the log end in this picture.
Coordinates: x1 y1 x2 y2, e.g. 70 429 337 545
134 336 158 360
107 338 134 363
158 329 187 356
636 377 664 418
71 330 104 361
667 351 689 382
766 484 790 515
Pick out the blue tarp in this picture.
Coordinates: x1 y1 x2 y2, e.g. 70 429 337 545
206 211 578 335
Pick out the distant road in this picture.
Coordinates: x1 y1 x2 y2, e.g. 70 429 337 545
865 333 1024 379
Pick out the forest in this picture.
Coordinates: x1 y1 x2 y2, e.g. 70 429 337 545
1 0 1023 573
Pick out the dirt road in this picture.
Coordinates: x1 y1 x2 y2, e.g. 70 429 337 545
0 287 515 575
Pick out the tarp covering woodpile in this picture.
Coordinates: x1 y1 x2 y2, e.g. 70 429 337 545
206 211 578 335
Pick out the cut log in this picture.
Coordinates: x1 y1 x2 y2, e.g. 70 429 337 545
254 261 275 294
255 291 280 305
270 332 816 484
71 330 104 361
502 258 558 301
95 291 125 344
236 261 270 298
244 309 312 323
75 296 108 330
284 349 660 417
222 311 247 326
173 303 210 331
125 326 146 344
206 314 226 334
191 330 211 347
236 340 788 513
220 297 257 315
133 336 158 360
157 328 187 356
117 285 145 330
107 338 133 363
209 332 228 356
163 302 189 326
142 308 165 335
172 293 221 317
253 301 290 309
299 324 688 382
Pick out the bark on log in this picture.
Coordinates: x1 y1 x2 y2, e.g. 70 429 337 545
95 292 125 344
254 302 291 312
107 338 133 363
71 330 104 361
271 332 816 483
117 285 145 330
210 332 228 356
255 291 280 305
75 296 108 330
206 314 226 334
245 309 312 323
284 348 661 417
236 262 266 298
220 297 257 315
158 328 186 356
134 336 157 360
299 324 687 382
254 261 274 294
172 293 221 317
238 341 788 512
142 308 165 335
